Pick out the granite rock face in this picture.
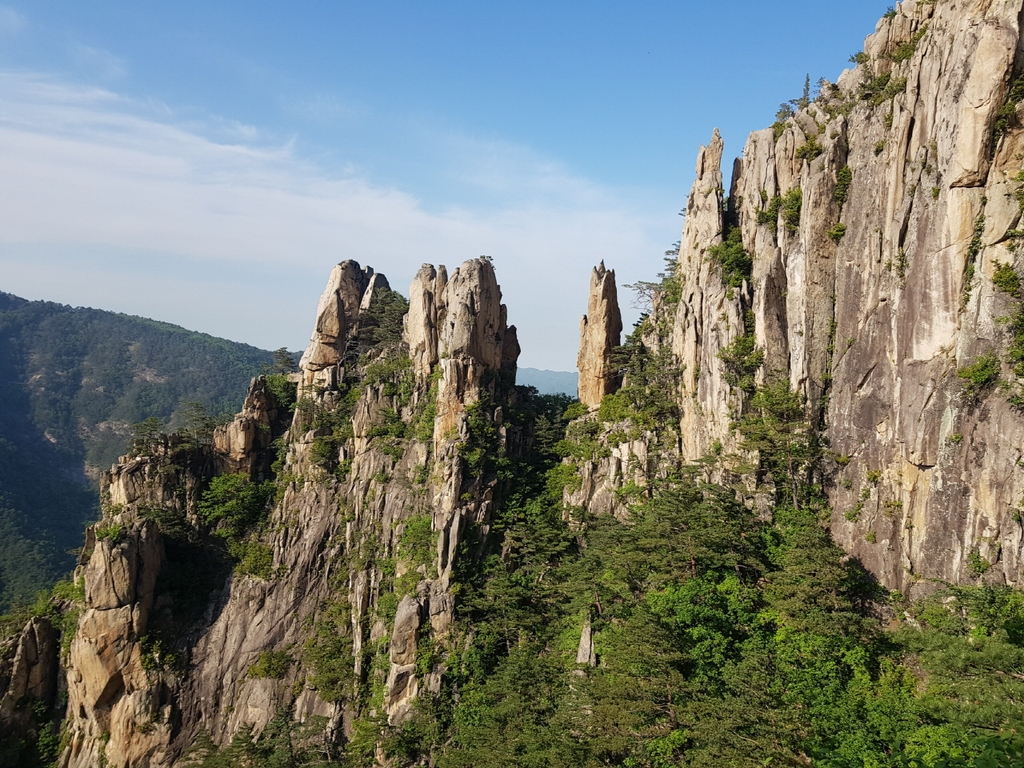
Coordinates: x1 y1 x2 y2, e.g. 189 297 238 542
51 258 521 765
299 260 390 389
0 616 59 742
650 0 1024 594
576 262 623 409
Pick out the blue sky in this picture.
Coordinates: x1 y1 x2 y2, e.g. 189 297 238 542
0 1 887 370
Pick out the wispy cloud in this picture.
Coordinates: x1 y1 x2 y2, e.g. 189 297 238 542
0 5 25 35
0 72 668 369
70 43 127 80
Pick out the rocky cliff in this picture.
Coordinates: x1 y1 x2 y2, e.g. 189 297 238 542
35 257 523 766
4 2 1024 765
565 0 1024 598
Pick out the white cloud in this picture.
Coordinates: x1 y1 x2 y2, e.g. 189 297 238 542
0 72 671 369
0 5 25 35
70 43 127 80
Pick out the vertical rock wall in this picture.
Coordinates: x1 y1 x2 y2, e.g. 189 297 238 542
662 0 1024 594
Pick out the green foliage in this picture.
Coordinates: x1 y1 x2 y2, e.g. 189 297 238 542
188 711 340 767
962 216 986 305
849 51 870 65
605 329 682 428
356 287 410 348
198 474 274 536
835 165 853 206
562 401 588 421
130 416 164 454
736 378 817 510
861 73 908 106
966 550 992 576
717 311 763 397
758 191 783 236
304 599 357 703
828 222 848 244
232 540 274 579
891 25 928 62
248 649 292 679
957 354 1000 396
304 386 360 476
363 355 414 404
795 134 824 161
399 514 435 572
781 187 803 233
459 401 509 479
140 632 180 672
706 227 753 291
264 373 297 412
94 523 125 543
197 473 276 579
597 391 632 423
994 73 1024 145
993 262 1022 298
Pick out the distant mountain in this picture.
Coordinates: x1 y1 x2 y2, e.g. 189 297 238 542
0 291 275 608
517 367 578 396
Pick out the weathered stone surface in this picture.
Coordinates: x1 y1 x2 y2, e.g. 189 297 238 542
298 260 384 387
560 0 1024 597
404 264 448 381
656 0 1024 594
667 128 749 460
63 519 167 768
576 262 623 409
384 596 422 722
0 616 59 735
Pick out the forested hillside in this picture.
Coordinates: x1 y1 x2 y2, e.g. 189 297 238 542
0 292 275 608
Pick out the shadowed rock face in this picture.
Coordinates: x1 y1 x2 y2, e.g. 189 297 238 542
577 262 623 409
0 616 59 742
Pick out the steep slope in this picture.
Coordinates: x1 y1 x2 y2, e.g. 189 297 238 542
644 0 1024 595
0 293 276 607
5 2 1024 766
38 258 526 766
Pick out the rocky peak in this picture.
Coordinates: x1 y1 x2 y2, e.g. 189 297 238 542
299 260 389 387
404 258 518 440
576 262 623 409
404 263 449 381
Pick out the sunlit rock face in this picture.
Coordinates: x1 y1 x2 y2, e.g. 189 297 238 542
639 0 1024 594
576 262 623 410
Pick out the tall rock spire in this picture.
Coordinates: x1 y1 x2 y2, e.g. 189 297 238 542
298 260 389 389
577 262 623 409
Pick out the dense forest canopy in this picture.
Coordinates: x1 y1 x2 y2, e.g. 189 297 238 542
0 291 275 608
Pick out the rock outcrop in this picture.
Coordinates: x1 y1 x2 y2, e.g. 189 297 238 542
576 262 623 409
299 260 390 389
0 616 59 741
63 519 167 768
573 0 1024 596
46 257 522 764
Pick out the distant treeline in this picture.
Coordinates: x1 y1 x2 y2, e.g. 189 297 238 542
0 291 276 609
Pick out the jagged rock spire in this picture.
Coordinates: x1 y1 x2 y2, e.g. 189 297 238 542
298 260 390 387
577 262 623 409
